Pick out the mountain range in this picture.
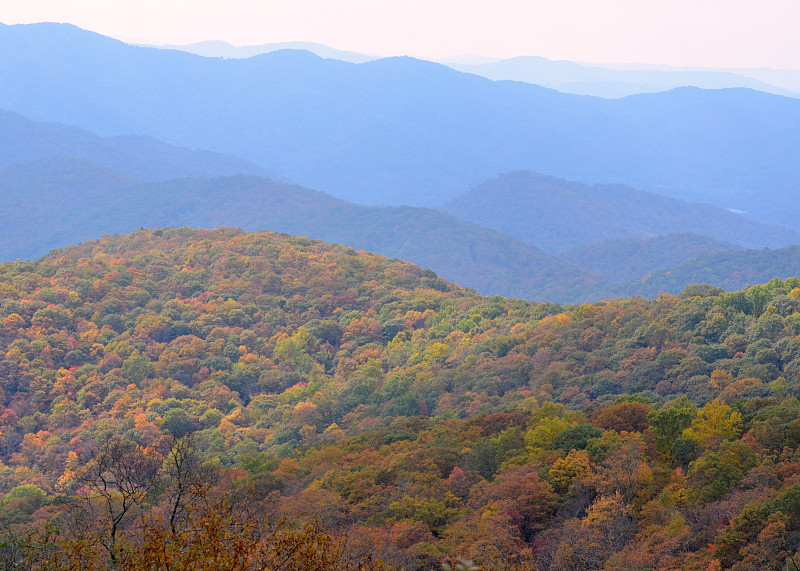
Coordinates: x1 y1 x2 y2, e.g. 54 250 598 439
0 107 269 181
0 157 606 302
3 22 800 232
6 21 800 570
157 40 800 99
157 40 377 63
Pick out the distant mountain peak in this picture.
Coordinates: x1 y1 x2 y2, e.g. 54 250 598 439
155 39 378 63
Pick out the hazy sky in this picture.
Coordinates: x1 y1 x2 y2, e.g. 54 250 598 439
4 0 800 69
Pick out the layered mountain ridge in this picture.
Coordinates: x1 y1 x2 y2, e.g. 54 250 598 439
3 22 800 230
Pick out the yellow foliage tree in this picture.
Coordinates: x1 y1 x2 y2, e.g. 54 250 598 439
549 449 592 493
682 399 741 450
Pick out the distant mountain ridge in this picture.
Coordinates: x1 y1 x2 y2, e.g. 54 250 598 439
4 22 800 229
0 107 270 181
156 39 800 98
156 40 377 62
441 171 800 252
446 56 799 99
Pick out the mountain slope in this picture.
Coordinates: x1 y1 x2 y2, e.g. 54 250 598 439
441 171 799 252
557 233 742 282
0 107 269 181
0 158 604 303
4 23 800 226
616 246 800 298
5 227 800 570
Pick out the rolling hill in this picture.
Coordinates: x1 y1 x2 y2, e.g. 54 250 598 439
4 227 800 569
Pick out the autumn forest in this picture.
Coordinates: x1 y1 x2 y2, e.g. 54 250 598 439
0 227 799 569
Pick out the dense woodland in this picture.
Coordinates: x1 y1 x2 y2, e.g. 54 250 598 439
3 228 800 569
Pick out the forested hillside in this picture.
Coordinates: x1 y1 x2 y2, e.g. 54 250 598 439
3 228 800 569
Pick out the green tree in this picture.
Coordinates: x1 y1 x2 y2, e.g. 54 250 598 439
647 396 696 462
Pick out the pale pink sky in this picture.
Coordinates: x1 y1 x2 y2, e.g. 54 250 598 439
4 0 800 69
